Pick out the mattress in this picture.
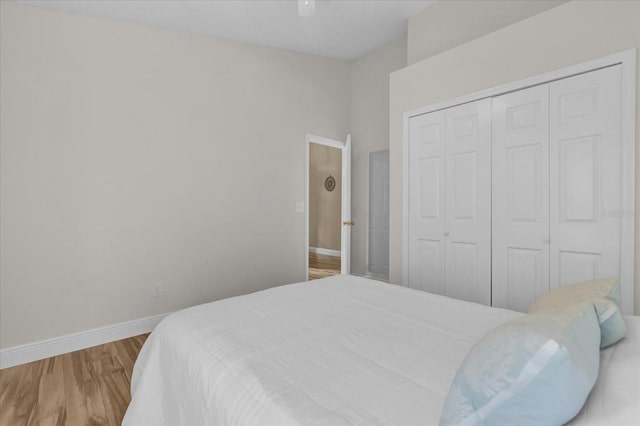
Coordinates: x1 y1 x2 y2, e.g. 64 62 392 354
123 275 640 426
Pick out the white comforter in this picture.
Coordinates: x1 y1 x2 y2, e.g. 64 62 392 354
123 275 640 426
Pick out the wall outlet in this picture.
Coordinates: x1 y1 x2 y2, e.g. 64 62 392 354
152 283 163 297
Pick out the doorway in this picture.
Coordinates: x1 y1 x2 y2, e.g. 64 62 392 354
305 134 352 280
368 149 390 279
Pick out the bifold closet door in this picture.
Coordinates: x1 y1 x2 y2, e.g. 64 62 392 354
408 110 446 294
549 65 622 289
492 85 550 312
444 100 492 305
408 99 491 305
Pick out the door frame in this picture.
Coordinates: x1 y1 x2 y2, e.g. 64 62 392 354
305 133 352 279
402 49 636 314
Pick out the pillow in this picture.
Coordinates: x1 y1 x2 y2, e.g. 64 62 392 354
439 303 600 426
529 277 625 348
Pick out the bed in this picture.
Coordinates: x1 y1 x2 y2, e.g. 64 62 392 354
122 275 640 425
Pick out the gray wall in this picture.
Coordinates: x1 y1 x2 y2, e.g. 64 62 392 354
407 0 566 65
350 37 406 277
0 2 351 349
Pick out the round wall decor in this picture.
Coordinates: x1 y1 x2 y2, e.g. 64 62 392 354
324 175 336 192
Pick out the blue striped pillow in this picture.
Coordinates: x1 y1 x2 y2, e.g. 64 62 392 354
440 303 600 426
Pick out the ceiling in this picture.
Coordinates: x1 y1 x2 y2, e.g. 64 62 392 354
17 0 436 60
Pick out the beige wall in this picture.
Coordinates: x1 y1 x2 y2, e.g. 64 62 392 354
390 1 640 313
309 143 342 251
350 37 406 276
0 2 351 349
407 0 566 65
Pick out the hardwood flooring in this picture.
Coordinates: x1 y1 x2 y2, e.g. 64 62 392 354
1 260 339 425
0 334 148 426
309 252 341 280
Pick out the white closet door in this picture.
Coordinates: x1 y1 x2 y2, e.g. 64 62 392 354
444 99 492 305
550 65 622 289
408 110 446 293
492 85 550 312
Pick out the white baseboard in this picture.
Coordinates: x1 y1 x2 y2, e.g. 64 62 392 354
309 247 341 257
0 313 169 369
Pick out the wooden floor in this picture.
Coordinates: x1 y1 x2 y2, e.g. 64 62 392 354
0 334 148 426
309 252 341 280
1 259 338 425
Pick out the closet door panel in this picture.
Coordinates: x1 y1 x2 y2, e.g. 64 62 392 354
445 99 492 305
550 66 622 289
408 111 446 293
492 85 550 312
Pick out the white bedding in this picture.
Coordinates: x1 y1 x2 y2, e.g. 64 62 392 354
569 313 640 425
123 275 640 426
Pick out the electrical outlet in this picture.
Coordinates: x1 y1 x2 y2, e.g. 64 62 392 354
153 283 163 297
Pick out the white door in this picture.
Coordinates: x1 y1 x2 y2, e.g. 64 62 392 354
341 135 352 274
444 99 492 305
549 66 622 289
408 110 446 293
492 84 550 312
408 99 491 305
368 150 389 277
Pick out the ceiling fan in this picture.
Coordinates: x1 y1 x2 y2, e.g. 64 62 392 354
298 0 316 18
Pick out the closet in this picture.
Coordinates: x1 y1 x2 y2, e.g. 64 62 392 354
408 99 492 305
407 64 629 312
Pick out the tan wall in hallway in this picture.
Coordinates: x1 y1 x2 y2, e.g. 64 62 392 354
309 143 342 251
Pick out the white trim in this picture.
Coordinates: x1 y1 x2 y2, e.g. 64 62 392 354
305 137 310 280
306 133 346 150
403 50 635 120
341 135 352 275
402 49 636 314
309 246 341 257
402 111 410 287
0 313 169 369
619 49 636 316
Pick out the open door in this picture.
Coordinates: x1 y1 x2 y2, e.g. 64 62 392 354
340 135 352 274
305 133 352 279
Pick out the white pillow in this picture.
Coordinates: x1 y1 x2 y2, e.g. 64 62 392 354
529 277 625 348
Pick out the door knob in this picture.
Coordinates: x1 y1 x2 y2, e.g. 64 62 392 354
343 221 355 226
